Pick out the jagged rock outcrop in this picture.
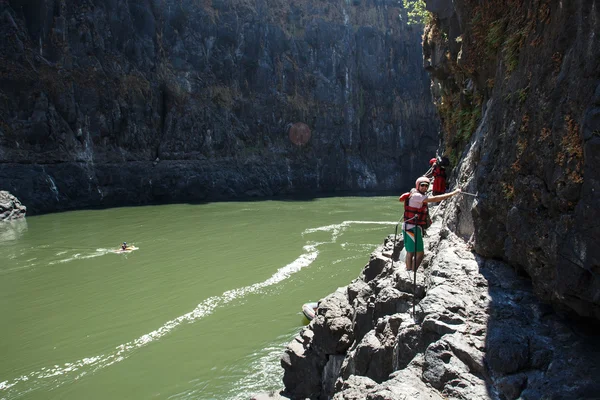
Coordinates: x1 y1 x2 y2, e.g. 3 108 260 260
422 0 600 318
0 190 26 221
0 0 439 214
281 211 600 399
278 1 600 399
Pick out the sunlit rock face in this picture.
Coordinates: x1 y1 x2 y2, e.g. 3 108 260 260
0 0 439 214
423 0 600 319
281 229 600 399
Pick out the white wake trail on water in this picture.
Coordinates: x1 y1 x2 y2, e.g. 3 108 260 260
225 335 292 400
48 248 113 265
222 220 397 400
0 220 396 399
0 245 319 398
303 220 396 243
1 248 115 275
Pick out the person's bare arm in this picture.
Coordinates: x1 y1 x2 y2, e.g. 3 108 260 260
424 188 461 203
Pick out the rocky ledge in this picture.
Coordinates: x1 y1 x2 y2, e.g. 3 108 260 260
280 206 600 399
0 191 26 221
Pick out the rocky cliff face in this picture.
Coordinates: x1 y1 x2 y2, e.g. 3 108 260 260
281 213 600 399
278 1 600 399
0 0 438 214
423 0 600 319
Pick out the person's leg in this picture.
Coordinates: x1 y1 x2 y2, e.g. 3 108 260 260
415 251 424 270
414 227 425 271
406 252 414 271
403 227 416 271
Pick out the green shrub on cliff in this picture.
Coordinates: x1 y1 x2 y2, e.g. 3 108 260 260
402 0 430 25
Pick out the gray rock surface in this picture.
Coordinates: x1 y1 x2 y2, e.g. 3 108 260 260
423 0 600 318
0 190 26 221
0 0 439 214
280 2 600 399
281 213 600 399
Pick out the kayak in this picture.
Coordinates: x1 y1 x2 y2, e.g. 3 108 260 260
302 302 318 321
113 246 138 254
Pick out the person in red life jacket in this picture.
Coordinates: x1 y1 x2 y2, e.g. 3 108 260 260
428 157 436 169
424 158 437 183
426 158 447 195
432 163 447 195
400 176 461 272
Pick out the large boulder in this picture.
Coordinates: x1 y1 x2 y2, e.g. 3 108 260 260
0 191 26 221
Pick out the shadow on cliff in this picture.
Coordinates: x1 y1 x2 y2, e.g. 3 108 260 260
476 257 600 399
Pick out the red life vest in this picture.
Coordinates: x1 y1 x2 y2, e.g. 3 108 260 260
432 166 447 193
403 191 430 228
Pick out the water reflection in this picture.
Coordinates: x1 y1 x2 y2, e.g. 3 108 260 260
0 219 28 243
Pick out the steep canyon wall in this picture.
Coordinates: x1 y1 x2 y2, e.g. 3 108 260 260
424 0 600 319
280 1 600 399
0 0 439 214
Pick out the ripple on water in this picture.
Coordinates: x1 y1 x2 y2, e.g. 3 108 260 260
0 244 319 398
1 212 399 399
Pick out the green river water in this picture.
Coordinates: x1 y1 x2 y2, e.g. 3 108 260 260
0 196 401 400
